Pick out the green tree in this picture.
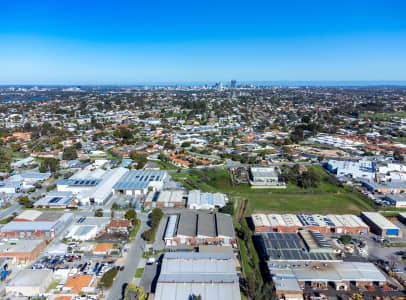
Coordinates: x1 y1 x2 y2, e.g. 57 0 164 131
150 208 163 227
62 146 78 160
100 268 118 288
340 235 352 244
94 208 103 217
125 209 138 225
124 283 147 300
220 201 234 216
40 158 59 173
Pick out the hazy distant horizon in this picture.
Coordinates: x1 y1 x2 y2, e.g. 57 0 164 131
1 80 406 88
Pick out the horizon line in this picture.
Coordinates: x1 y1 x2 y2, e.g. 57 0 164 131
1 80 406 87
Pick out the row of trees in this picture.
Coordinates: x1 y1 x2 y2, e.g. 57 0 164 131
281 165 321 188
142 208 163 242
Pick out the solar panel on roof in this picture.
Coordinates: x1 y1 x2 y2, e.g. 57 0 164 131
49 197 61 203
279 240 288 249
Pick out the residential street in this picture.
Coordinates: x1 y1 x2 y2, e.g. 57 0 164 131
0 203 21 220
106 212 149 300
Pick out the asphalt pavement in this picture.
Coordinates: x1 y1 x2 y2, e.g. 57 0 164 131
0 203 21 220
106 212 149 300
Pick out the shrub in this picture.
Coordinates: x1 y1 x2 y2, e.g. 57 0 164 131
340 235 352 244
100 268 118 288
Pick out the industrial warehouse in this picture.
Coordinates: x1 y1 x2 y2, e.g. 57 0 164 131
144 190 184 208
0 211 73 240
361 212 402 237
252 213 369 234
271 262 387 300
57 167 128 206
112 170 167 196
258 231 338 268
187 189 227 210
154 252 241 300
163 211 236 247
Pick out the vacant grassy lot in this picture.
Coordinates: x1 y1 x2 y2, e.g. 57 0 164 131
171 166 376 215
154 160 178 170
360 112 406 121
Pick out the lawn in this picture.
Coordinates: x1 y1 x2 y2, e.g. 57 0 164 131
360 111 406 121
171 166 376 215
153 160 178 170
134 268 144 278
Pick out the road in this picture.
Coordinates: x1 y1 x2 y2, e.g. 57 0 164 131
0 203 21 220
166 160 317 173
106 213 149 300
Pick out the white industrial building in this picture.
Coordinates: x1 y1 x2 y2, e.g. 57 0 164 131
65 225 99 241
326 160 375 180
308 135 364 147
6 269 53 297
187 190 227 210
0 181 22 194
112 170 167 196
34 191 75 208
249 167 280 184
58 167 128 206
361 212 401 238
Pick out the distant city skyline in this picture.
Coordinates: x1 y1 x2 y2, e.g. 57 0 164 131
1 0 406 84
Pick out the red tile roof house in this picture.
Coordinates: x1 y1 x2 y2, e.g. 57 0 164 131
106 219 132 234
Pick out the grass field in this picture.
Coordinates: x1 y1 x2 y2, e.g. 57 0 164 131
153 160 178 170
171 166 376 215
393 137 406 143
360 112 406 121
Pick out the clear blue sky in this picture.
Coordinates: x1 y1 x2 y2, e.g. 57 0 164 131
1 0 406 84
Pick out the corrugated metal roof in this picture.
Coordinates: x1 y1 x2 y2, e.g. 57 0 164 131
1 221 58 232
113 170 167 190
362 212 399 230
155 252 240 300
216 213 235 238
164 215 178 239
176 212 196 237
197 213 216 237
